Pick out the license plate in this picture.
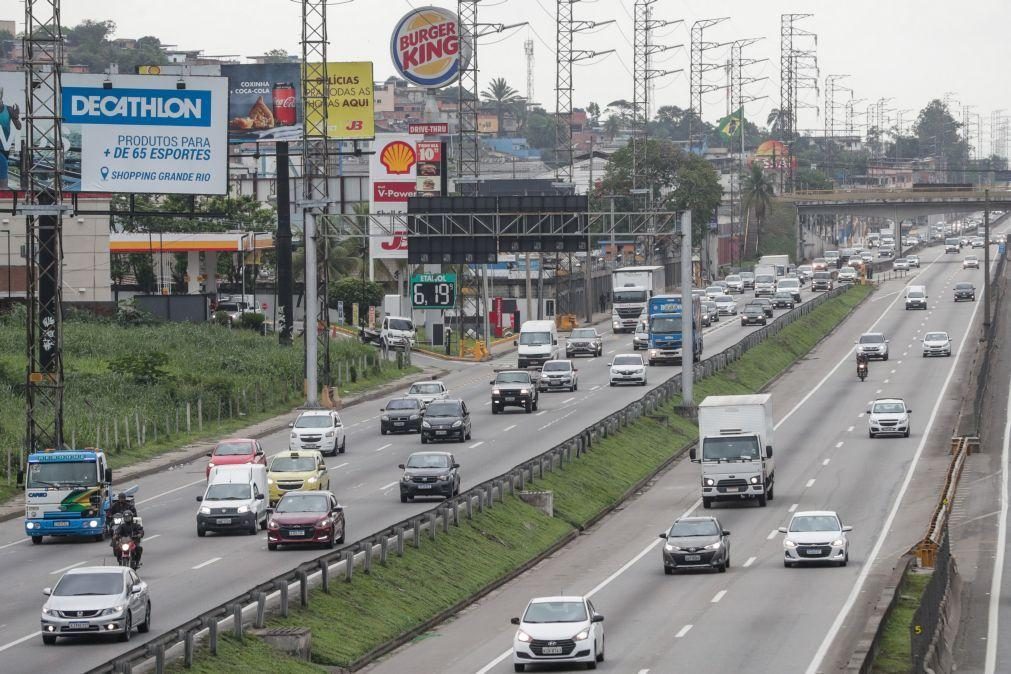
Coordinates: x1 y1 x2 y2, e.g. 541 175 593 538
303 445 319 449
436 430 447 435
53 521 69 527
394 422 405 427
806 549 824 556
68 621 89 630
505 397 515 401
216 518 232 525
550 381 561 386
417 484 432 489
684 554 701 562
288 530 306 536
542 646 563 655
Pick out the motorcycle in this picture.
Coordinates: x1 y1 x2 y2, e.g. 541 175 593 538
103 485 139 538
114 537 140 569
857 361 868 382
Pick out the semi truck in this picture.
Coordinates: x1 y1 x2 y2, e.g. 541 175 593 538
646 294 702 365
757 255 790 276
690 395 775 509
610 265 666 333
20 449 114 544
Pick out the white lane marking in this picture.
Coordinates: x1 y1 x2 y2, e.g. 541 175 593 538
890 369 897 374
606 349 615 355
675 624 693 638
379 481 399 491
590 385 601 391
876 389 883 394
805 478 816 488
144 534 162 542
767 529 778 540
49 560 87 575
562 397 575 404
847 426 854 432
536 411 546 416
985 375 1011 673
483 401 491 406
469 441 484 449
375 443 392 452
503 424 517 432
0 631 42 653
858 412 865 418
789 503 799 513
137 478 206 505
806 275 987 674
711 590 727 603
0 538 27 551
333 462 349 470
870 290 899 302
884 379 890 384
823 458 831 466
835 441 844 448
191 557 222 570
743 556 757 568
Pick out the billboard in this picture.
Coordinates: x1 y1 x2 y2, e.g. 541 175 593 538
415 141 444 197
0 72 228 194
303 61 375 140
369 133 416 260
391 6 471 89
222 63 303 143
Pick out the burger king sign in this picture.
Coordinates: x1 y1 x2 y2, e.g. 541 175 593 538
391 6 472 89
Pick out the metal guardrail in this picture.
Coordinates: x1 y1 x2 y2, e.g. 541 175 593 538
88 283 857 674
912 436 975 569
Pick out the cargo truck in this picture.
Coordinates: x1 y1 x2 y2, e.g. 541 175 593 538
20 449 114 544
646 294 702 365
757 255 791 277
690 395 775 509
610 265 665 332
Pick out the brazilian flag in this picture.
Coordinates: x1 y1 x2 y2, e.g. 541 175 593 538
717 108 744 141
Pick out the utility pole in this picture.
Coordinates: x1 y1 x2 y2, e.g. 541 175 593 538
984 189 991 337
276 141 294 346
681 210 693 406
524 38 535 106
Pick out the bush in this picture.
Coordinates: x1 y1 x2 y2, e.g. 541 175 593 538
115 299 158 326
107 351 171 384
239 312 266 332
212 310 232 326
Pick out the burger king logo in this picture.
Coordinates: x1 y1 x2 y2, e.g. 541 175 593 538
391 6 472 89
379 140 417 175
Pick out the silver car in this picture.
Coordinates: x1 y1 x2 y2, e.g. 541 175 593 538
406 380 449 405
724 275 744 293
856 332 889 360
41 566 151 644
632 320 650 349
714 295 738 315
780 510 851 568
538 359 577 392
867 397 912 438
922 331 951 358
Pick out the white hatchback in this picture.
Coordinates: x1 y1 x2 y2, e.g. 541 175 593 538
609 353 647 386
511 596 605 671
780 510 851 568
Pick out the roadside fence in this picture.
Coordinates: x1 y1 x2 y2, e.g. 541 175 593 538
911 525 956 673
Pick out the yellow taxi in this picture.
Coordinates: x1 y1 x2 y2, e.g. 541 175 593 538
266 450 330 505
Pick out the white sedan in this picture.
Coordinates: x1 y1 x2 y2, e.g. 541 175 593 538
780 510 852 568
609 353 647 386
512 596 605 671
713 295 738 315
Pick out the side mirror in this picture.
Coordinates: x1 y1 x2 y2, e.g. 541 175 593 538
489 380 495 385
777 526 788 534
105 468 113 483
658 533 667 539
195 495 203 502
380 408 385 412
906 409 912 414
552 339 558 345
266 508 275 515
766 446 773 458
206 452 213 457
398 464 406 469
689 447 697 461
607 362 613 367
591 615 604 623
42 587 52 596
723 530 731 536
255 493 265 500
131 584 143 594
866 409 871 414
334 505 344 512
510 617 520 625
453 463 460 469
842 525 853 532
288 422 294 428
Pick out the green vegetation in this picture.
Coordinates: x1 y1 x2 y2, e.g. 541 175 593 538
756 199 799 260
168 285 870 671
170 634 323 674
872 569 932 673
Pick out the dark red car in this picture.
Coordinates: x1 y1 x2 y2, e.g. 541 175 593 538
267 491 345 550
206 438 267 478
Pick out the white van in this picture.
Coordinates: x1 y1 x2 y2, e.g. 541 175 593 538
904 285 928 310
516 320 559 368
380 315 416 350
196 464 269 536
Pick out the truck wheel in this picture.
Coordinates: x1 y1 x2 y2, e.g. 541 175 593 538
518 359 526 368
94 533 105 542
757 494 768 507
525 401 532 413
491 405 499 414
197 525 206 537
31 535 42 545
767 482 775 501
702 497 712 509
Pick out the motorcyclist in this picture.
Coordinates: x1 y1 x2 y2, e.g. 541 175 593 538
107 492 136 518
856 350 869 374
113 511 144 566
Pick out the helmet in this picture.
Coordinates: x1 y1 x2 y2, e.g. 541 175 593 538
116 492 128 502
123 511 134 524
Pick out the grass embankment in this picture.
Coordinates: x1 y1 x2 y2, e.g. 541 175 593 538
871 570 932 673
172 285 871 672
0 309 418 503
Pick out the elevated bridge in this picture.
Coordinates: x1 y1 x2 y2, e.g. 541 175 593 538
782 187 1011 218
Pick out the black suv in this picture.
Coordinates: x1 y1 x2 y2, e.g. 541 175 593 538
420 399 472 444
772 291 796 309
399 451 460 502
490 370 539 413
953 282 976 302
380 397 423 434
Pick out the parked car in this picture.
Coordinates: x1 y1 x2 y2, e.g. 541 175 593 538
609 353 647 386
780 511 851 567
659 516 730 574
539 359 578 392
380 397 424 434
511 596 605 671
205 438 266 478
266 490 345 550
421 399 472 443
398 451 460 502
41 567 151 644
565 328 603 358
289 409 345 456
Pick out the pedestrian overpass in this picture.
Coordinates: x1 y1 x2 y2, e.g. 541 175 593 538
781 187 1011 218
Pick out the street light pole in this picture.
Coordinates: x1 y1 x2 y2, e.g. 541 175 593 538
239 233 250 307
251 232 259 315
681 210 694 406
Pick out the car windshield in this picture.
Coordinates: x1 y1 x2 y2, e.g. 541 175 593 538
775 293 792 299
496 372 531 384
726 275 741 282
755 275 774 283
214 441 254 456
705 286 721 294
715 295 732 303
386 399 419 411
814 272 830 279
751 298 770 306
966 256 978 261
270 456 318 472
872 402 906 414
924 333 948 341
570 329 596 339
946 238 960 245
276 494 329 513
798 266 811 272
519 332 552 345
613 290 647 303
859 334 884 344
388 319 413 331
216 303 239 312
205 483 251 500
702 436 761 461
669 520 720 537
543 362 571 372
613 355 642 366
790 515 841 533
27 461 98 488
778 279 799 287
406 454 450 469
294 415 333 429
745 306 763 314
955 283 974 290
523 601 588 624
54 573 124 597
410 383 444 395
425 402 461 417
651 316 682 333
741 272 754 279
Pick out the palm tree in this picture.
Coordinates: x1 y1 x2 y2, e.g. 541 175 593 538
481 77 521 137
767 108 792 139
741 163 776 256
604 116 620 141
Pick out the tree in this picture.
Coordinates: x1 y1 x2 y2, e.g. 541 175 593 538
481 77 521 137
525 108 564 150
328 278 384 319
741 163 776 255
767 108 792 140
794 167 833 191
64 20 167 73
260 48 292 63
605 99 636 125
604 116 621 141
914 99 970 179
586 102 601 127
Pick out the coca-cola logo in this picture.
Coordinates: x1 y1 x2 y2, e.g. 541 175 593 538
273 96 295 108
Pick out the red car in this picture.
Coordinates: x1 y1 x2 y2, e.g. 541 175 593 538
205 438 267 478
267 491 345 550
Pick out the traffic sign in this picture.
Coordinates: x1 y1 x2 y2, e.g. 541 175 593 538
411 273 457 309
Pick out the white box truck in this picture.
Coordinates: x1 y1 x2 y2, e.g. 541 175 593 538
690 394 775 509
610 265 666 333
757 255 791 276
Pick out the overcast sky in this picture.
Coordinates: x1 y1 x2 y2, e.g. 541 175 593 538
54 0 1010 144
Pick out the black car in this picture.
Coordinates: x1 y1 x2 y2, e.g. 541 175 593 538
659 516 730 574
399 451 460 502
565 328 603 357
771 291 795 309
380 397 423 434
748 297 774 317
420 399 472 444
740 305 767 326
953 282 976 301
490 370 539 413
811 272 833 291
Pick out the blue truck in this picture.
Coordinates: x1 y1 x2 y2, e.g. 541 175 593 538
20 449 113 544
647 294 703 366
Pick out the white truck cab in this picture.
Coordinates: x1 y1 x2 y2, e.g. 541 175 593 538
380 315 416 350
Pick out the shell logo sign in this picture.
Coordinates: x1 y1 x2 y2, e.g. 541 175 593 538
391 6 471 89
379 140 417 175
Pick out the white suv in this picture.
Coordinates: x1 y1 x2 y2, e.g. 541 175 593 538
289 410 345 456
867 398 912 438
855 332 889 360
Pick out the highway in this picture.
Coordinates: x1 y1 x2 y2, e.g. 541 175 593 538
362 242 1000 674
0 278 829 671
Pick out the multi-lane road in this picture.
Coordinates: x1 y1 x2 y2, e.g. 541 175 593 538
0 274 836 671
362 241 1001 673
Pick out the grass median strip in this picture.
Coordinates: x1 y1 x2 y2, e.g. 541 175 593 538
170 285 871 672
871 569 931 673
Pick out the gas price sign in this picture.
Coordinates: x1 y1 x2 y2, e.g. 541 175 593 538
411 272 457 309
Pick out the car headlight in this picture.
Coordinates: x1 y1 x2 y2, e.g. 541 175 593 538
784 539 797 548
422 421 432 429
208 461 215 469
519 389 529 395
704 478 715 487
236 505 250 514
492 389 501 395
267 477 274 485
199 506 211 515
268 519 279 530
749 476 760 485
573 628 591 641
26 522 35 530
402 474 412 482
451 420 462 428
516 630 532 643
100 605 127 616
307 476 318 485
832 538 845 547
665 543 680 552
705 541 722 550
324 431 335 438
290 432 298 440
649 349 658 357
436 474 450 481
89 519 99 528
381 415 390 421
409 414 420 420
43 607 59 617
318 518 330 528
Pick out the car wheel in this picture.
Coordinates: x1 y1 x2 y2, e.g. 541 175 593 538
664 566 673 575
869 431 875 439
42 634 57 645
702 497 712 509
840 554 848 567
268 542 277 551
138 602 152 633
118 612 133 642
904 428 910 438
248 518 257 535
587 654 598 670
533 398 538 411
597 638 605 662
524 401 532 413
197 524 206 537
514 665 525 673
609 381 615 387
767 483 774 501
719 560 727 573
381 426 387 435
337 525 345 545
757 493 767 507
326 529 337 548
339 437 346 454
421 435 428 444
573 381 578 391
31 535 42 545
784 561 793 568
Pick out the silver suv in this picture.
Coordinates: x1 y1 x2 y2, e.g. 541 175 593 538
855 332 889 360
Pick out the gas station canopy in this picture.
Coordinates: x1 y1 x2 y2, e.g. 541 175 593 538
109 232 274 254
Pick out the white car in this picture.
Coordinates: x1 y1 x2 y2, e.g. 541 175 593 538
704 285 723 299
289 409 345 456
963 255 980 270
713 295 737 315
511 596 605 671
796 264 813 281
724 275 744 293
776 278 802 302
856 332 889 360
780 510 851 568
609 353 647 386
406 380 449 405
867 397 912 438
837 267 858 283
893 258 909 271
41 566 151 644
922 331 952 358
907 255 920 268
